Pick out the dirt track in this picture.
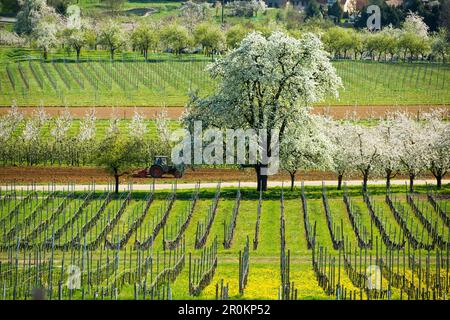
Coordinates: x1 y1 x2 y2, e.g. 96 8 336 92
0 166 440 185
0 166 331 184
0 105 448 119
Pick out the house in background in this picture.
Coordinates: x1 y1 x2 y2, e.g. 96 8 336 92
264 0 369 11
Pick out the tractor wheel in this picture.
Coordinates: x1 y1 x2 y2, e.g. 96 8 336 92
149 165 164 178
173 170 183 179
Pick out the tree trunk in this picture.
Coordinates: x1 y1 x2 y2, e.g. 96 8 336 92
436 175 442 189
290 171 296 191
337 174 343 190
362 173 368 192
76 48 81 61
113 167 120 194
409 174 415 193
111 49 115 60
114 174 119 194
385 169 392 190
43 48 48 60
255 165 268 192
386 173 391 190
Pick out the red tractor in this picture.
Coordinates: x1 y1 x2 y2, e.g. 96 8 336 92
135 156 184 179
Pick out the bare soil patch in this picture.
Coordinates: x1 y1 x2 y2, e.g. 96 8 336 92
1 105 448 119
0 166 436 184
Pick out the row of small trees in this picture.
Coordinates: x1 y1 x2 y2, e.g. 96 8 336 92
321 13 449 62
280 109 450 191
6 1 448 62
8 1 229 60
0 105 172 191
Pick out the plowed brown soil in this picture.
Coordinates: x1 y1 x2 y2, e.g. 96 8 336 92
0 166 435 184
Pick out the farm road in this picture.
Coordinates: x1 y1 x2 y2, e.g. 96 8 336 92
2 179 448 191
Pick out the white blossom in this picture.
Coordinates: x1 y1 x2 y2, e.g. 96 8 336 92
23 106 49 143
107 108 120 136
325 120 355 180
423 109 450 186
0 103 24 141
129 109 148 140
403 12 429 39
393 112 429 188
376 115 402 186
281 111 332 173
156 105 171 144
50 107 72 143
78 108 96 142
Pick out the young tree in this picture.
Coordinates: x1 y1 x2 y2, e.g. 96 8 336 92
403 11 429 39
431 28 449 62
21 107 49 165
131 22 158 60
381 26 400 61
95 133 139 194
160 24 191 55
49 107 72 165
251 0 267 17
179 0 210 31
98 19 125 60
129 110 147 148
348 125 381 192
377 117 402 189
194 23 225 56
128 109 151 165
348 29 363 60
77 108 96 166
322 27 352 58
107 107 120 136
60 7 89 61
226 1 256 17
15 0 56 35
155 106 171 146
394 112 428 192
399 12 431 60
423 110 450 189
33 19 59 60
0 104 23 165
280 112 332 191
326 121 355 190
225 24 248 49
62 27 86 61
183 31 341 191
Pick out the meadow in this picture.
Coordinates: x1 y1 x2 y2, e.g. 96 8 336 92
0 183 449 300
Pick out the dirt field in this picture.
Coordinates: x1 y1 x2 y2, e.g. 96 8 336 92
1 105 448 119
0 166 439 184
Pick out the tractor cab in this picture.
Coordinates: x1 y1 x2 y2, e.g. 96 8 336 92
154 156 168 167
148 156 184 178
